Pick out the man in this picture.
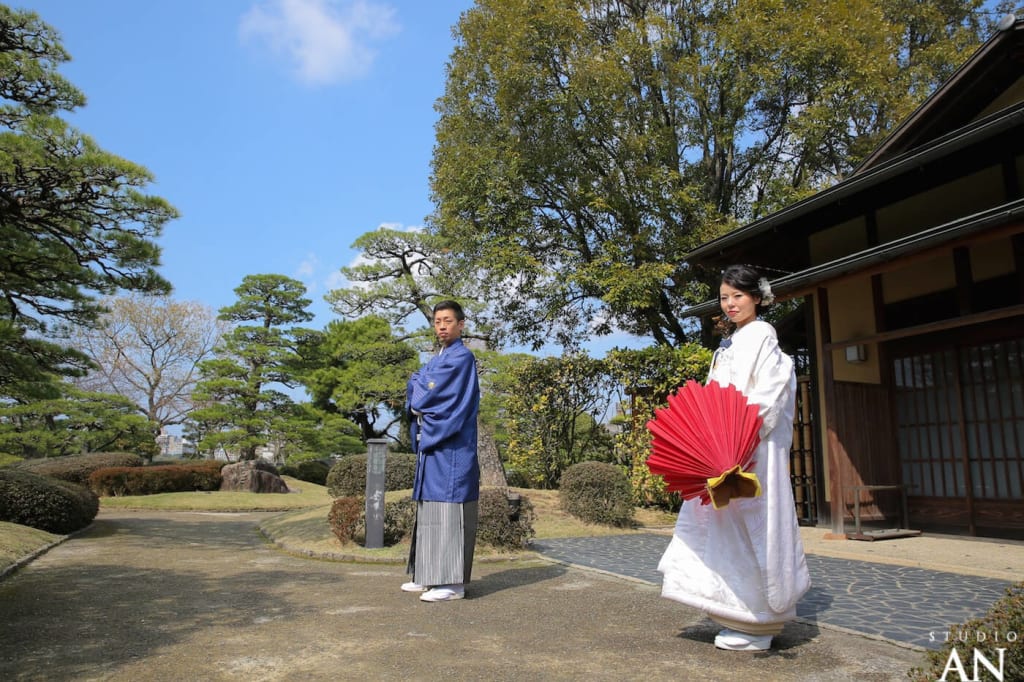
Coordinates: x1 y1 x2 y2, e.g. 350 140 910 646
401 300 480 602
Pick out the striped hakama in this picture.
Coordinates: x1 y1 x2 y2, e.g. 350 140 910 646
407 500 478 586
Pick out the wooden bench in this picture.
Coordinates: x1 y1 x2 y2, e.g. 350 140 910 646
845 484 921 541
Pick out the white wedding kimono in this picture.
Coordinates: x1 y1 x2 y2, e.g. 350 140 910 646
658 320 811 626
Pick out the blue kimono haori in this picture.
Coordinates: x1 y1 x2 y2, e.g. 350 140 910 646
406 338 480 503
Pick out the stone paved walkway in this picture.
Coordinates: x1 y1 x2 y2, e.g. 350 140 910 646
1 512 927 681
533 534 1015 650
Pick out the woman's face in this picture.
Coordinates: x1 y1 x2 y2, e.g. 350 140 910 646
719 282 760 329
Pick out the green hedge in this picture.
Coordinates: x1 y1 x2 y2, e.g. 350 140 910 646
89 461 225 496
280 459 330 486
326 453 417 498
476 488 536 550
327 495 417 546
559 461 635 527
0 468 99 534
11 452 143 485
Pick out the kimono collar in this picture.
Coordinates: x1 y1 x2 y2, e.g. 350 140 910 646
438 337 464 355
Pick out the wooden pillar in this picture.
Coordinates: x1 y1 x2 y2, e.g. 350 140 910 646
817 287 844 536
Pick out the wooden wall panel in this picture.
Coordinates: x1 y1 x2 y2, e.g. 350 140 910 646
831 381 901 522
908 497 1024 534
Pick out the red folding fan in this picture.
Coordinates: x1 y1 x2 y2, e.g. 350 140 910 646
645 380 763 508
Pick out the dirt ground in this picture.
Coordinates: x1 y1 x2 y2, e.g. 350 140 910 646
0 509 927 681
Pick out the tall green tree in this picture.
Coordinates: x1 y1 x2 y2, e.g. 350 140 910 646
189 275 312 460
324 226 510 484
325 226 494 346
276 403 364 461
505 354 615 488
0 6 177 395
300 315 419 443
475 349 534 455
430 0 991 349
605 343 712 506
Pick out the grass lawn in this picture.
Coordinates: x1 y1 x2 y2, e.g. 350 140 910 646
1 479 678 571
98 476 332 512
0 522 61 574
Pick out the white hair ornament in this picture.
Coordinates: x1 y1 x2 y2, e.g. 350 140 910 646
757 277 775 305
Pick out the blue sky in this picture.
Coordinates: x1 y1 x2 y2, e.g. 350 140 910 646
16 0 479 331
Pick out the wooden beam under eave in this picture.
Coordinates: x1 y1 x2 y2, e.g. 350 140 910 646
781 220 1024 303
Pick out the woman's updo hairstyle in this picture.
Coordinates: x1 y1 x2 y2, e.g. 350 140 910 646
720 264 775 315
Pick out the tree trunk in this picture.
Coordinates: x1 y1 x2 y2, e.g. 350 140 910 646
477 420 508 490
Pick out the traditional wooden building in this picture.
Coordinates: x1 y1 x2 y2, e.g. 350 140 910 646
683 17 1024 539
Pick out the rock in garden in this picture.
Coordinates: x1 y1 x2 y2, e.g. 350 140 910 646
219 461 290 493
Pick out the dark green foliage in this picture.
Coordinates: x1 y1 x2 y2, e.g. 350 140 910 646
326 456 367 497
606 344 712 509
279 459 330 485
0 7 176 391
0 468 99 533
907 581 1023 681
88 461 224 496
245 459 280 476
476 487 536 550
503 467 530 489
299 315 420 443
504 354 616 489
385 453 417 492
0 387 161 460
559 461 635 527
188 274 312 460
326 453 417 498
10 452 143 485
327 495 417 547
382 496 416 545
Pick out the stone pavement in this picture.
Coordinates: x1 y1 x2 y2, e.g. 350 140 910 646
533 531 1021 651
0 510 928 681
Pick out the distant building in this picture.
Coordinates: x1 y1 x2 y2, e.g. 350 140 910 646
155 431 195 458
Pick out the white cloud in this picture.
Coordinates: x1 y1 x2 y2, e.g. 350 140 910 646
294 252 319 280
323 268 349 292
239 0 400 86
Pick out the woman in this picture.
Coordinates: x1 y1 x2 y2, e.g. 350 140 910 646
657 265 810 650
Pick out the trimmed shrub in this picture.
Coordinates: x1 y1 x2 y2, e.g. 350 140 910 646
326 457 364 497
89 461 224 496
476 487 536 550
0 453 23 468
386 453 417 492
280 459 330 486
326 453 417 498
11 452 143 485
327 495 417 546
382 496 416 545
907 581 1023 681
559 461 635 527
328 496 364 544
0 468 99 534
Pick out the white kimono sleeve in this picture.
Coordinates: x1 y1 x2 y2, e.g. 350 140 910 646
713 321 794 437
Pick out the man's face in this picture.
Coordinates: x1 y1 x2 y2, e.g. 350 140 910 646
433 309 465 346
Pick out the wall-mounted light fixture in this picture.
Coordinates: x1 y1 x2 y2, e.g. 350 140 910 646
845 344 867 363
